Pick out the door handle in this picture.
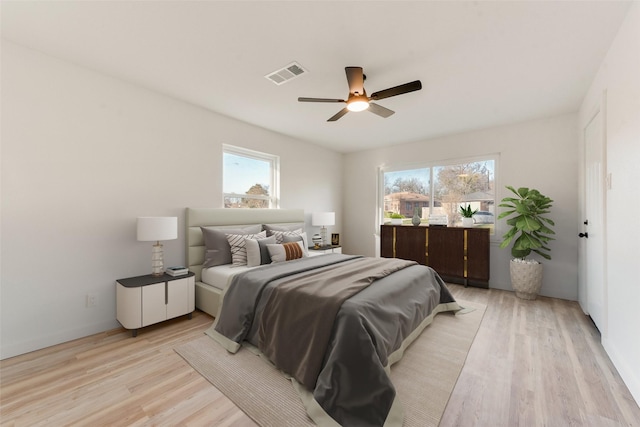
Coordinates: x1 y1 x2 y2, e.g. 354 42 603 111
579 232 589 238
583 220 589 225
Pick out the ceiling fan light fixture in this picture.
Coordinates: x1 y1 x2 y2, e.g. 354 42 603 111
347 97 369 112
298 66 422 121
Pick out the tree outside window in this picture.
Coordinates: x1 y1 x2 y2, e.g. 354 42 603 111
382 158 495 231
223 145 279 208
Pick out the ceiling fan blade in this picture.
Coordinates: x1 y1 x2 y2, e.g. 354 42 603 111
298 97 345 103
370 80 422 101
345 67 365 95
368 102 395 118
327 108 349 122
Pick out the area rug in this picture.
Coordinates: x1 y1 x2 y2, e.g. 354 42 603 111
175 300 485 427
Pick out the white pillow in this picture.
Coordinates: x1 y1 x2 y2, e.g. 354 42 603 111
245 235 276 267
226 231 266 266
267 241 307 263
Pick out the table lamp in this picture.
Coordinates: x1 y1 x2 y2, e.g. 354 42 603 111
312 212 335 247
137 217 178 276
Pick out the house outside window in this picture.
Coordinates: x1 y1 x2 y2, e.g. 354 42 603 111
380 156 497 232
223 145 280 208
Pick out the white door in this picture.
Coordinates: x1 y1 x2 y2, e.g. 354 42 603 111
582 109 606 333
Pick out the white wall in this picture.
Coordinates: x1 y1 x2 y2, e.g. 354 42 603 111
343 114 579 301
0 41 343 359
579 3 640 404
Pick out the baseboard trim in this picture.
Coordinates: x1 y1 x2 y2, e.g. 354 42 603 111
602 337 640 407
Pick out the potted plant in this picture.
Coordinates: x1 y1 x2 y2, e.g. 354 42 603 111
498 186 555 300
459 205 477 227
389 212 404 225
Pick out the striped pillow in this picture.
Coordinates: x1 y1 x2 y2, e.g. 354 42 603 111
269 228 303 243
267 241 306 263
226 231 266 266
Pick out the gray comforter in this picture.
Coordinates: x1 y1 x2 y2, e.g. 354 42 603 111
207 254 460 426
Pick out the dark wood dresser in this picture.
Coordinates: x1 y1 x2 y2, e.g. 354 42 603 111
380 224 490 288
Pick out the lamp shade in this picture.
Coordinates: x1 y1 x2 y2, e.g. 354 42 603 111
137 217 178 242
312 212 335 226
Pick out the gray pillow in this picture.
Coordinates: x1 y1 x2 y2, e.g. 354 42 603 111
263 222 305 235
201 224 262 267
245 235 277 267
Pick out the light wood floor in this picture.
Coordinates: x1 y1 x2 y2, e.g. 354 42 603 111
1 285 639 426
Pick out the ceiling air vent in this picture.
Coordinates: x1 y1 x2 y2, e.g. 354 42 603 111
265 62 307 85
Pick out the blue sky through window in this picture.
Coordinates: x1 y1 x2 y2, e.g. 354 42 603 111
223 153 270 194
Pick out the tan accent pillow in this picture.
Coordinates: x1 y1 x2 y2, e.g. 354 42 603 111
267 241 306 263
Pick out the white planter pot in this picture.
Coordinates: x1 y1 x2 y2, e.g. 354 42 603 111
390 218 403 225
510 260 543 300
461 217 474 227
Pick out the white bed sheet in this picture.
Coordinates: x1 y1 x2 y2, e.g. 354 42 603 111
201 264 256 291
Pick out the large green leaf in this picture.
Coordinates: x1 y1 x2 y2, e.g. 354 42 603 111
533 249 551 260
516 216 541 232
497 209 516 220
500 236 514 249
516 187 530 198
514 233 542 250
535 224 556 236
501 228 518 243
511 247 530 258
540 217 555 226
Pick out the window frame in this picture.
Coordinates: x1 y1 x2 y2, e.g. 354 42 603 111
222 144 280 209
377 154 499 236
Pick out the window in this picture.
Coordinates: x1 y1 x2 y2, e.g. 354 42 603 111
223 145 279 208
380 156 496 232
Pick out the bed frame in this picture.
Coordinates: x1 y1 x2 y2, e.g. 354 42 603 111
186 208 305 317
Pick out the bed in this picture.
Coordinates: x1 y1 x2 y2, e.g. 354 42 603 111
186 207 306 317
186 207 460 427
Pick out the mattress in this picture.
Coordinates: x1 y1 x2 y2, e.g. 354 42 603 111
201 264 255 291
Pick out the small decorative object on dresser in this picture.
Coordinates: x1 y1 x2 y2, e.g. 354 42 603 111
412 207 422 226
312 233 322 248
389 212 404 225
331 233 340 245
428 214 448 226
459 205 477 227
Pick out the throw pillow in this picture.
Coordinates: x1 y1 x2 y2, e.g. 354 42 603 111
201 224 262 267
282 232 309 256
226 231 266 266
267 241 306 263
245 235 276 267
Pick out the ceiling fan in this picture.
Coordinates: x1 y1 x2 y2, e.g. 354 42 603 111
298 66 422 122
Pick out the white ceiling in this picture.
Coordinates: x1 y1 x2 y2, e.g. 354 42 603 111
1 1 632 153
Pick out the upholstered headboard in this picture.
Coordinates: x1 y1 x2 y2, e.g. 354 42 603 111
186 208 305 281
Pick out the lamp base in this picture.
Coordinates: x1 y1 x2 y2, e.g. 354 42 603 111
321 226 328 247
151 241 164 276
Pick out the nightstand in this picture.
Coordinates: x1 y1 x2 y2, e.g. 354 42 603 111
308 245 342 256
116 272 195 337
